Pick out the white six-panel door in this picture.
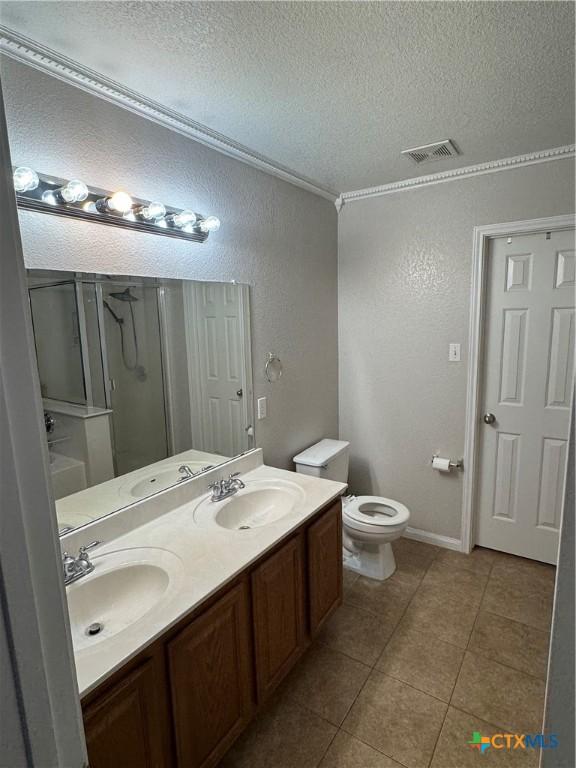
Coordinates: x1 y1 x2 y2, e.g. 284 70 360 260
192 282 246 457
476 228 575 563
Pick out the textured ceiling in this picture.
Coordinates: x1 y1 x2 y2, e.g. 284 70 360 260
0 1 574 193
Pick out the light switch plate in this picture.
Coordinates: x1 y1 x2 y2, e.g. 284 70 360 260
257 397 267 420
449 343 461 362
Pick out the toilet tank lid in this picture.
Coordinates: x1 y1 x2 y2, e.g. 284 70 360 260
293 439 350 467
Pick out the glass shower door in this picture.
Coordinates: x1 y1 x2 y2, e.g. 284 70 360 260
101 282 169 476
29 281 87 404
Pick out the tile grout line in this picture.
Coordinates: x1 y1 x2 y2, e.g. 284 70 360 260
226 548 554 767
313 722 339 768
326 547 537 767
321 548 552 768
337 726 413 768
426 552 497 767
431 551 552 755
466 555 552 680
335 545 445 768
313 546 439 767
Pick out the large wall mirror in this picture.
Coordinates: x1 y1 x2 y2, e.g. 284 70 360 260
27 270 254 534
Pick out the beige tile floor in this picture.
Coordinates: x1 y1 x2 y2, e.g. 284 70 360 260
221 539 554 768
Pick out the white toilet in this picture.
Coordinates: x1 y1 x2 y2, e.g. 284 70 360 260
293 439 410 581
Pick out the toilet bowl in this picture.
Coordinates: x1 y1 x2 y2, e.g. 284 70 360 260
342 495 410 580
293 439 411 581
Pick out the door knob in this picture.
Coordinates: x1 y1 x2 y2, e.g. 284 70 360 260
483 412 496 425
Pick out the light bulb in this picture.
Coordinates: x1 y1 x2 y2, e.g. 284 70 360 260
109 191 133 214
58 179 89 203
96 190 133 215
13 166 40 193
41 190 58 205
137 201 166 221
198 216 221 233
169 209 197 228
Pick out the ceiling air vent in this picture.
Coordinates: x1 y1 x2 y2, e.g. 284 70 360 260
401 139 459 165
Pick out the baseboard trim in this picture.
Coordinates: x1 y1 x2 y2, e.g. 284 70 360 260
403 526 462 552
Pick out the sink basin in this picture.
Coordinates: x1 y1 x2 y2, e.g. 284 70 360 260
67 547 184 650
193 479 306 530
120 462 209 499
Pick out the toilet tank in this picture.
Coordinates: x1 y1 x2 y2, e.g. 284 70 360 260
293 439 350 482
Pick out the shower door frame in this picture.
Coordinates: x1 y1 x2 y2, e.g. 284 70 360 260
73 278 94 406
95 278 171 473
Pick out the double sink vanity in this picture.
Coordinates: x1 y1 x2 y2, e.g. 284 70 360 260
61 449 346 768
26 268 346 765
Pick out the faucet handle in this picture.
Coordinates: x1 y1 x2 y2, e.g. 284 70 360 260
77 541 101 565
62 552 76 579
78 540 100 555
229 472 245 488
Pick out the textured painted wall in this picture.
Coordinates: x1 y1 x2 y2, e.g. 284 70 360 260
1 58 339 470
338 160 575 540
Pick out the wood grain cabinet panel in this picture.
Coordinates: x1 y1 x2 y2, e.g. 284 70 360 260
308 500 343 635
82 499 342 767
167 581 254 768
252 534 306 702
83 656 171 768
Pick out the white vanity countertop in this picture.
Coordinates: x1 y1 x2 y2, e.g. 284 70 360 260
56 447 227 532
71 463 346 698
43 398 113 419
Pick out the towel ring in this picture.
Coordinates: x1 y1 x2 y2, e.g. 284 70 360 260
265 353 283 383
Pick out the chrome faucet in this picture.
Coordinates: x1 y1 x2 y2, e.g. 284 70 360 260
208 472 245 501
62 541 101 585
178 465 195 481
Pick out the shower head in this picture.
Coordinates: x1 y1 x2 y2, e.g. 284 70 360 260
109 288 138 302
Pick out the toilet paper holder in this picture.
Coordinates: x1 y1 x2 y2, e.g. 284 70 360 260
431 454 464 470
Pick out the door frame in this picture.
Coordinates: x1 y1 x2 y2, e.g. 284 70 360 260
461 214 575 554
0 85 87 765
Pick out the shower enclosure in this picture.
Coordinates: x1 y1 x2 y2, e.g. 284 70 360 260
29 274 169 476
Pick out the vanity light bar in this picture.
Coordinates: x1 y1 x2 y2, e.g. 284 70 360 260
12 166 221 243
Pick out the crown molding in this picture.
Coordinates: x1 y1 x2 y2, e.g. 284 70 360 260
2 26 573 209
0 26 339 202
340 144 576 205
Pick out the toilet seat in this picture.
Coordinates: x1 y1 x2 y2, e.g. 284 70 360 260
343 496 410 535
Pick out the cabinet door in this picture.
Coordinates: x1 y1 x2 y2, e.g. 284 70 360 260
168 581 253 768
308 501 343 635
83 656 171 768
252 535 305 702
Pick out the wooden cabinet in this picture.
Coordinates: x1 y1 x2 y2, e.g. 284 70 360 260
83 498 342 768
308 500 343 634
168 581 254 768
252 535 306 702
83 655 171 768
